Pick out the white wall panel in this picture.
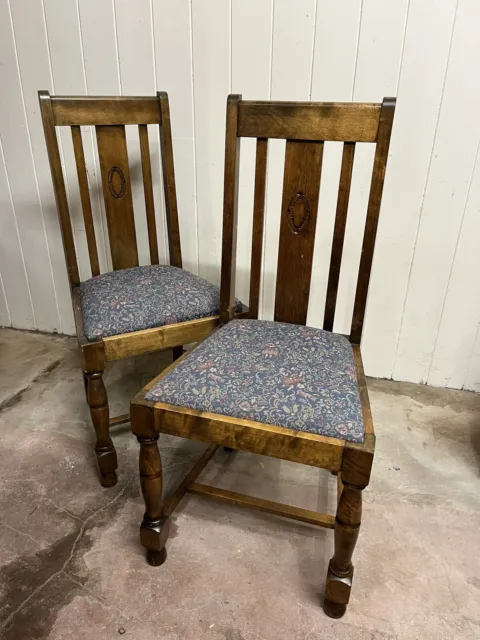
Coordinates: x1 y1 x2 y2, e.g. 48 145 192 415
465 327 480 392
270 0 317 101
0 0 60 332
153 0 198 275
311 0 361 102
231 0 273 306
78 0 120 95
10 0 75 334
360 0 457 379
0 272 10 328
0 136 34 329
191 0 230 285
0 0 479 394
429 146 480 388
394 0 480 384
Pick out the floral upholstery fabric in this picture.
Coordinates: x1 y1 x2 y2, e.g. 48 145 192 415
80 265 243 342
146 319 365 443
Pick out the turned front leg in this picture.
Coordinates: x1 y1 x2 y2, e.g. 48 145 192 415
138 434 170 566
85 371 118 488
324 482 362 618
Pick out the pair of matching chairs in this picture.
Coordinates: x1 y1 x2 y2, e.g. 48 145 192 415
41 90 395 618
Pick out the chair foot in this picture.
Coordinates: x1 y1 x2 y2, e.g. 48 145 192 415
140 514 170 566
96 445 118 486
147 547 167 567
323 598 347 619
100 470 118 488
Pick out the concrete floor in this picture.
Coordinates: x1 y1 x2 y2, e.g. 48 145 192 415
0 329 479 640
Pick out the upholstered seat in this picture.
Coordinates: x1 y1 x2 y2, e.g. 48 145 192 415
80 265 243 342
146 319 365 443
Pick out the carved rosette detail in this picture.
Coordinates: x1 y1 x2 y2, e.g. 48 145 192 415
287 192 310 234
108 166 126 199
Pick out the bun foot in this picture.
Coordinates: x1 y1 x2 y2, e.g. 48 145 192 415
323 599 347 619
147 548 167 567
100 471 118 488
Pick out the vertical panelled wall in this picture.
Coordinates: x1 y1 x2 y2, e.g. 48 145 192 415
1 0 479 392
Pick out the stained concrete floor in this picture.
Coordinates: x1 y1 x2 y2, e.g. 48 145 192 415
0 329 479 640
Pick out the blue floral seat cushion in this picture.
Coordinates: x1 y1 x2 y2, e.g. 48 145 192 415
146 319 365 443
79 265 243 342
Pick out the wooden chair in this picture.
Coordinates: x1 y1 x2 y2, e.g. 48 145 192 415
130 95 396 617
39 92 244 488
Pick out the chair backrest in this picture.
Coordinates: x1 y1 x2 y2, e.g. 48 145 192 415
39 91 182 287
220 95 396 344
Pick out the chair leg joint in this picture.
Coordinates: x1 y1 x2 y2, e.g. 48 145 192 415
326 561 354 601
140 514 171 551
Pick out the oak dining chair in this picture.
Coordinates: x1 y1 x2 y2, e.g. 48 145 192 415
39 91 244 488
130 95 395 617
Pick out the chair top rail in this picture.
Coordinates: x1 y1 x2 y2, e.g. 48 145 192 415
50 95 162 126
237 100 382 142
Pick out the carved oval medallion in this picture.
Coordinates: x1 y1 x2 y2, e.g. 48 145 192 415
287 192 310 234
107 166 126 199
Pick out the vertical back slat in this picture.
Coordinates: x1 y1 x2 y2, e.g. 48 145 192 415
274 140 324 325
220 95 242 323
38 91 80 286
158 92 182 268
248 138 268 319
323 142 356 331
71 125 100 277
95 124 139 270
350 98 396 343
138 124 159 265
